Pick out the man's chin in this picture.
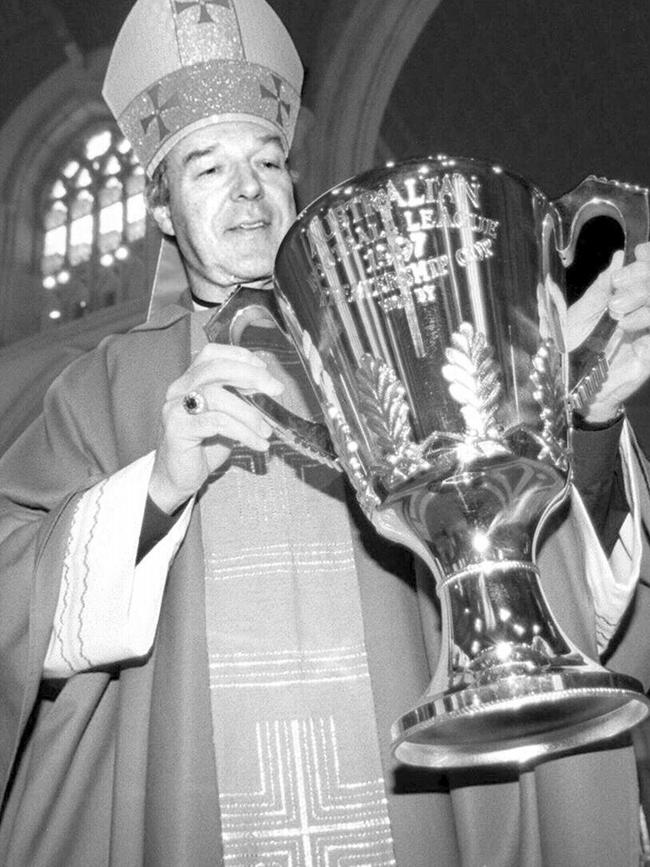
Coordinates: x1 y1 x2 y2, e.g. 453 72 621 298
222 258 275 286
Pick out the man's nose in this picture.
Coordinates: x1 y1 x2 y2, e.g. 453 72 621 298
232 163 262 199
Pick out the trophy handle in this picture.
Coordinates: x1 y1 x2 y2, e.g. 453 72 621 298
203 285 339 467
552 176 650 409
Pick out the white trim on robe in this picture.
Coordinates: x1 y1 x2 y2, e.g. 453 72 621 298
43 452 193 678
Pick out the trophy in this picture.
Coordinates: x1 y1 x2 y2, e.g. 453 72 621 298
207 156 650 769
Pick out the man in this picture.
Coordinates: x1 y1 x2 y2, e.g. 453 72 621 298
1 1 650 865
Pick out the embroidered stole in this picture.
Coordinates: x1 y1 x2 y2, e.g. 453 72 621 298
193 312 397 866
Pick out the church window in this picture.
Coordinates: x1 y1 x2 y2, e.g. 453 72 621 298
40 125 148 326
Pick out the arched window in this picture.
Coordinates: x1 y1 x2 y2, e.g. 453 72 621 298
0 49 163 450
39 123 150 329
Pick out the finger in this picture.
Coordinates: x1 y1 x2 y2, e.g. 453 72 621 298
600 331 650 400
173 386 274 442
615 307 650 332
634 241 650 262
170 358 284 400
568 249 623 320
612 259 650 288
192 342 268 368
205 412 274 453
181 409 273 452
608 248 626 271
611 259 650 292
193 384 275 433
610 265 650 318
186 343 279 383
567 283 612 350
566 250 628 351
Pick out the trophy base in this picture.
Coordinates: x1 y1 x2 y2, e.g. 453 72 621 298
391 669 650 769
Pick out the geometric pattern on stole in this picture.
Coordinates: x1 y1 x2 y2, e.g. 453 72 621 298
219 716 395 866
201 439 397 867
198 328 397 866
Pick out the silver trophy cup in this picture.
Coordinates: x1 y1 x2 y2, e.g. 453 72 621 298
207 156 650 769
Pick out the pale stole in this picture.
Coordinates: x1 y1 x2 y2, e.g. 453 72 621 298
192 313 397 866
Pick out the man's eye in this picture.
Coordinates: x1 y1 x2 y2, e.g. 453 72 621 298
198 164 223 177
257 153 287 170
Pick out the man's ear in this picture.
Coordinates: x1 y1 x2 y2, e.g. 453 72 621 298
151 203 175 238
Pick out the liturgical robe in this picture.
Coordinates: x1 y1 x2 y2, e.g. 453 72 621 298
1 304 650 866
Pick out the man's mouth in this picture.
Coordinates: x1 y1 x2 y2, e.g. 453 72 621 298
230 220 269 231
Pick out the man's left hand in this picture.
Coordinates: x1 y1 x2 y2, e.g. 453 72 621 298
568 241 650 423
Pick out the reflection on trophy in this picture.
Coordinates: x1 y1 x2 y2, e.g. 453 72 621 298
209 155 650 769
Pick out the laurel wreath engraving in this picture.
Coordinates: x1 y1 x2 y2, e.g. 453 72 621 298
530 340 568 468
324 406 381 513
299 329 381 510
298 317 567 508
441 323 503 446
355 354 431 486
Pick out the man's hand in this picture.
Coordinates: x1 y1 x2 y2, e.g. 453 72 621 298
567 241 650 423
148 344 283 513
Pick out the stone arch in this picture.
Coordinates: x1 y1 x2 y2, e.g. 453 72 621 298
0 49 152 451
301 0 442 202
0 49 115 346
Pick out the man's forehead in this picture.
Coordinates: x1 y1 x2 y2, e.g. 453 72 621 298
170 121 286 164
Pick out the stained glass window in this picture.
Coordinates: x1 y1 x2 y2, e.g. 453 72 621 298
40 124 150 327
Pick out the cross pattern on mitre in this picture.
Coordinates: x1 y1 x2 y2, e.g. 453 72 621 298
174 0 231 24
260 74 292 127
141 83 181 141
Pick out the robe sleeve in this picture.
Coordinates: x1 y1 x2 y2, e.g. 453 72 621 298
571 416 627 554
560 413 650 659
0 331 172 805
568 421 647 654
42 452 193 678
599 424 650 687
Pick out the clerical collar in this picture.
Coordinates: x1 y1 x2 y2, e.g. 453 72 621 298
191 282 273 311
190 290 221 309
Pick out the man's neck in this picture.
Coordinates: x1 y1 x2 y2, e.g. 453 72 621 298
189 288 224 309
190 277 272 308
190 278 274 310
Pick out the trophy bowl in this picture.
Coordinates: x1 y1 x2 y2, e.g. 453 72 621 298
211 155 650 768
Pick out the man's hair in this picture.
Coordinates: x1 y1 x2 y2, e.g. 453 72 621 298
145 158 170 212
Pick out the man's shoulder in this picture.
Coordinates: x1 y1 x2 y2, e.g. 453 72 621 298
53 304 192 395
130 302 192 335
102 302 191 357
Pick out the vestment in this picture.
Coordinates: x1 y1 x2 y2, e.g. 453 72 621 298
0 303 649 866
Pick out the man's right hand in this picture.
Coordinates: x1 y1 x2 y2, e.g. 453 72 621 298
148 344 284 513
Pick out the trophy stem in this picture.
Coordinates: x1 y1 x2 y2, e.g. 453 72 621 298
391 560 650 769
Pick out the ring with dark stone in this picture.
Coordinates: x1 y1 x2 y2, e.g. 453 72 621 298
182 390 206 415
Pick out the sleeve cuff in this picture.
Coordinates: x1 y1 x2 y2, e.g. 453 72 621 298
43 452 193 677
573 420 642 652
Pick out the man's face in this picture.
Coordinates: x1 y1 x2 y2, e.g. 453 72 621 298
153 121 296 301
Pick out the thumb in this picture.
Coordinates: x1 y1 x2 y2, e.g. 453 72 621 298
566 248 624 351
